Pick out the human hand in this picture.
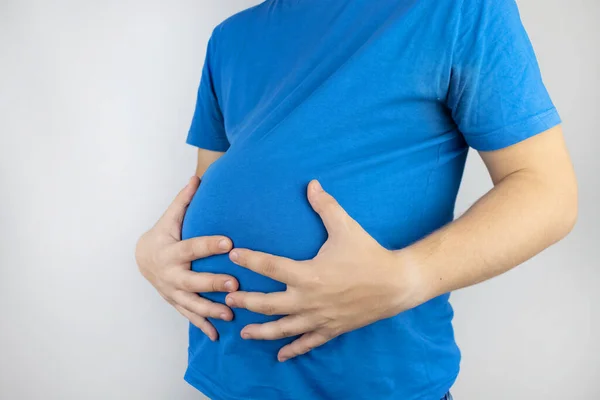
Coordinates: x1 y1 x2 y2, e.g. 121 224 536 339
225 180 425 361
135 176 239 341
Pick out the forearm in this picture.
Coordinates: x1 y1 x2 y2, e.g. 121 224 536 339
195 148 225 177
396 166 578 306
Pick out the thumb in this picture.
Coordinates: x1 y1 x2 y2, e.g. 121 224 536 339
307 180 352 237
161 176 201 228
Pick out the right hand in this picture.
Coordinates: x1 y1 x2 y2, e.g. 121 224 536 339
135 176 238 341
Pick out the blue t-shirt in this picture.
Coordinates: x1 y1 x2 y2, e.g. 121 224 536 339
181 0 561 399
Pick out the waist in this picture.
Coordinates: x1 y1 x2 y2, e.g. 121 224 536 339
186 301 460 400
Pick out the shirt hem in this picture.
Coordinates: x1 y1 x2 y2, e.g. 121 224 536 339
466 107 562 152
185 130 230 152
184 364 459 400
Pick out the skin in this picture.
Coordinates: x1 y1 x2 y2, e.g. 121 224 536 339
136 124 577 361
135 149 232 341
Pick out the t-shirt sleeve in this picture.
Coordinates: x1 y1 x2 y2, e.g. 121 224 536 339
446 0 561 152
186 31 230 152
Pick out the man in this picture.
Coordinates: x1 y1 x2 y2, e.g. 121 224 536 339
135 0 577 399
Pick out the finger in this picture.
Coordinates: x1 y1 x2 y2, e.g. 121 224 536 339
307 180 353 237
171 270 238 293
229 249 301 284
225 291 300 315
241 315 314 341
162 176 201 226
174 304 218 341
166 235 232 263
173 291 234 321
277 331 330 362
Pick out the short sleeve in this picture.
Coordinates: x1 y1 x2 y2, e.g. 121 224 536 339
446 0 561 152
186 32 230 152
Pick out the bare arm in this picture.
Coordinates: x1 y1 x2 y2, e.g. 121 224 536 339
402 125 578 302
221 125 578 361
195 148 224 177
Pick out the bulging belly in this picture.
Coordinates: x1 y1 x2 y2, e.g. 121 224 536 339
181 144 333 336
180 139 456 331
182 146 328 295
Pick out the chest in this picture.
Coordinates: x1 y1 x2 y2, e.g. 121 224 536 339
213 1 455 148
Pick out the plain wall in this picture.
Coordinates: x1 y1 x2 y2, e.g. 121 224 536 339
0 0 598 399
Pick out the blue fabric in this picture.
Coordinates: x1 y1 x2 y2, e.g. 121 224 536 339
181 0 560 399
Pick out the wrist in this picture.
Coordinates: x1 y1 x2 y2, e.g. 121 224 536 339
389 247 436 312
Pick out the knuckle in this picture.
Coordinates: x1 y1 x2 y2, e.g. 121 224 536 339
210 277 221 292
208 238 222 254
196 238 213 257
261 303 276 316
174 210 186 226
192 302 210 318
172 189 186 206
191 309 207 319
162 268 178 285
262 258 277 276
323 328 338 340
278 327 291 338
179 242 196 260
319 198 335 213
179 276 194 292
169 291 184 307
209 305 223 319
323 198 336 210
235 297 245 309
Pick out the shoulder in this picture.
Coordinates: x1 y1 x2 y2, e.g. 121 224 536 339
447 0 525 49
211 1 269 43
456 0 521 23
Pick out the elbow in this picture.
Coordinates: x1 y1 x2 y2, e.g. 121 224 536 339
552 177 579 241
560 199 578 239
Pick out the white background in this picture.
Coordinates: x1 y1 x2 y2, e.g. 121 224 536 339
1 0 598 399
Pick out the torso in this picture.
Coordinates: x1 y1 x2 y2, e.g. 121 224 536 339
182 1 464 398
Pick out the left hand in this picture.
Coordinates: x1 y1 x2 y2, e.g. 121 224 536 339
225 180 426 362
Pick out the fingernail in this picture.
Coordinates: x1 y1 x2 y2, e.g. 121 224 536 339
230 251 239 262
219 313 228 320
225 296 234 307
218 239 230 251
242 332 250 339
279 356 289 362
311 180 322 193
224 280 234 291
